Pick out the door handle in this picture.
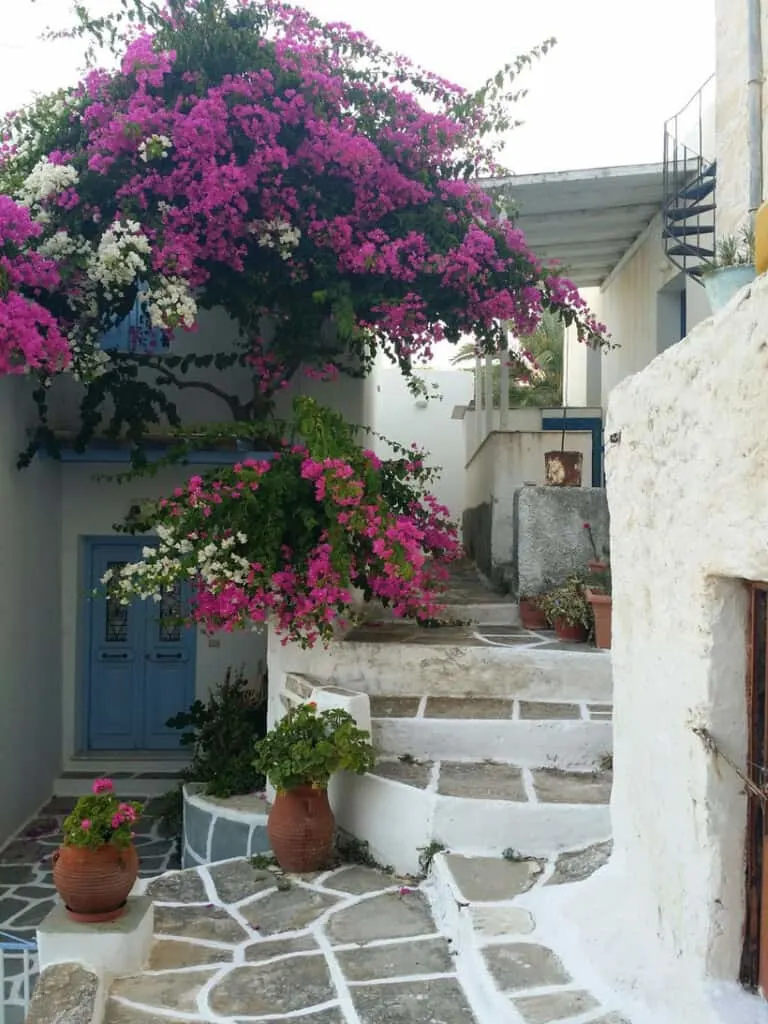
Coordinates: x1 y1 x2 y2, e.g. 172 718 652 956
147 652 185 661
98 651 131 661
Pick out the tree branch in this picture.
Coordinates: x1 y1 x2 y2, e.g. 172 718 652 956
124 354 249 421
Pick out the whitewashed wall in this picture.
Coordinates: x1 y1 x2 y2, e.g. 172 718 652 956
588 215 711 407
0 378 62 843
550 274 768 1024
371 367 473 522
44 307 372 433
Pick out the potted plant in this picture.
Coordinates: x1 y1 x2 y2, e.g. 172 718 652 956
518 593 549 630
53 779 142 923
582 521 608 573
254 703 375 873
701 226 756 313
540 575 592 642
585 561 612 650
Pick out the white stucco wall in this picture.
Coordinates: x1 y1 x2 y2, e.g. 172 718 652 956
59 465 267 765
371 367 473 521
0 379 62 843
43 306 372 434
590 215 711 407
550 274 768 1024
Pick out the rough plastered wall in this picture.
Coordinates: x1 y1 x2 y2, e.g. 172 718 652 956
714 0 768 238
0 378 62 844
715 0 750 238
542 274 768 1024
463 430 592 584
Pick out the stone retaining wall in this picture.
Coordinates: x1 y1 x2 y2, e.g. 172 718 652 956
182 784 270 867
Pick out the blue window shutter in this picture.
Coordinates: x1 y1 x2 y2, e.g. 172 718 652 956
100 285 171 353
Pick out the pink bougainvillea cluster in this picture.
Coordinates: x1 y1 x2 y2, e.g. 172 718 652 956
0 196 70 374
105 397 460 646
0 0 608 387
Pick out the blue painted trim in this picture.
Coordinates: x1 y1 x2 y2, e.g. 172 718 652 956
541 416 604 486
0 931 37 951
42 448 276 465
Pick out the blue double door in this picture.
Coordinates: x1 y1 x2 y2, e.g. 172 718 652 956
85 540 196 751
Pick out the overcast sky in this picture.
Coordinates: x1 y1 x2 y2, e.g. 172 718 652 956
3 0 715 173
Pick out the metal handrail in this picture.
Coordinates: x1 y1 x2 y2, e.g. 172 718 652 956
0 931 37 1024
662 75 717 280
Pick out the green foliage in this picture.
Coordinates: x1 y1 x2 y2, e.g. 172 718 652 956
704 225 755 272
539 574 592 629
417 840 447 874
451 311 564 409
253 703 375 792
587 562 612 596
62 788 142 850
167 666 268 798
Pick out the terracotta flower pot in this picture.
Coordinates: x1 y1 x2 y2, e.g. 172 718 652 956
588 560 608 573
553 617 588 643
586 589 612 649
544 451 583 487
53 843 139 923
519 598 548 631
267 785 335 873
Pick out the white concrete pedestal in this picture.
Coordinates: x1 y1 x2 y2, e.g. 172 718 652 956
37 896 154 979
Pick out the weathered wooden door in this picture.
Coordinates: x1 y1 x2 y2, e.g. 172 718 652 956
742 583 768 993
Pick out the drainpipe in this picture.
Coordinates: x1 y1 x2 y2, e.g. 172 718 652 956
747 0 764 220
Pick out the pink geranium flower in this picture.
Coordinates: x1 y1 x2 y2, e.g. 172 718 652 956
81 819 92 830
92 777 113 794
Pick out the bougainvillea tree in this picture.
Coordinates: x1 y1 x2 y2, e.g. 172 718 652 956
0 0 610 641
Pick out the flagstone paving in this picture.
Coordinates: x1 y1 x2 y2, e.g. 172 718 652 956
92 853 632 1024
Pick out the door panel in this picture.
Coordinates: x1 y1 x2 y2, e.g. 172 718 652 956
142 580 197 749
88 546 145 750
85 541 196 751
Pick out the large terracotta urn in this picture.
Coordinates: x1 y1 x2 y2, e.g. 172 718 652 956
267 785 335 873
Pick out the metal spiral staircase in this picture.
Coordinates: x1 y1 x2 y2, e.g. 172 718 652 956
662 75 717 280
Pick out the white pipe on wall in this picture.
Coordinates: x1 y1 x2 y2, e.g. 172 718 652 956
747 0 764 218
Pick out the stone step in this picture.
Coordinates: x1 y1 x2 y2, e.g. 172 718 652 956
329 760 612 876
426 848 626 1023
371 696 612 770
271 624 612 704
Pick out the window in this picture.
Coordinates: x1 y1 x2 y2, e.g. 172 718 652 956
100 284 170 354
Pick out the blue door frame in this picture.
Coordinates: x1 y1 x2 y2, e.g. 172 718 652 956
541 416 604 487
80 536 197 752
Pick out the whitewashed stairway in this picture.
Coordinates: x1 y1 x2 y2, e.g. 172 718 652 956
271 601 613 877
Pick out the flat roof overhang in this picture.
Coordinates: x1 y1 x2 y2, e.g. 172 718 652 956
486 163 666 288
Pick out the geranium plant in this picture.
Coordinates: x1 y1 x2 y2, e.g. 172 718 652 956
539 575 592 630
0 0 610 468
61 778 142 850
253 703 375 792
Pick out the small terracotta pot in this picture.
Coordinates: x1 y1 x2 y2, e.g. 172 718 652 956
553 617 588 643
544 451 583 487
267 785 335 873
586 589 612 649
588 560 608 573
519 598 548 631
53 843 139 923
